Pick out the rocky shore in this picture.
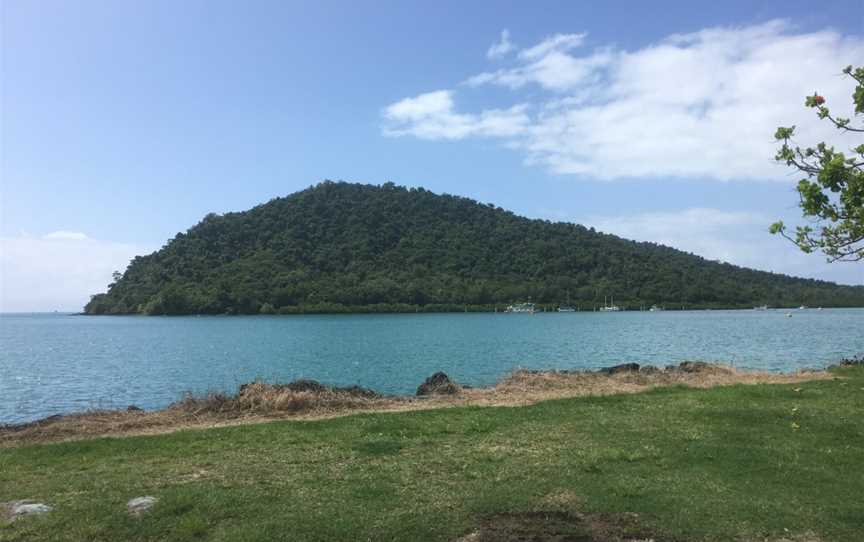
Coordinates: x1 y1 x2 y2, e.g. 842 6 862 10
0 361 835 447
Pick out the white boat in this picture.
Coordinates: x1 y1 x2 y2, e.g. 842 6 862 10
649 305 664 312
753 305 769 311
505 302 535 314
558 290 576 312
599 296 621 312
798 305 807 310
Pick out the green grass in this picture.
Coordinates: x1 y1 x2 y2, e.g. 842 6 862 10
2 367 863 541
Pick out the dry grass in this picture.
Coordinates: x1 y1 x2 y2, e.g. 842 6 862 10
0 363 833 447
471 362 830 406
170 379 386 415
0 383 415 448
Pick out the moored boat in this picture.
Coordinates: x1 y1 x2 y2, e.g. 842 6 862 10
599 296 620 312
505 302 536 314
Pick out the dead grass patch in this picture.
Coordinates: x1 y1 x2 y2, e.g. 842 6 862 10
469 363 830 406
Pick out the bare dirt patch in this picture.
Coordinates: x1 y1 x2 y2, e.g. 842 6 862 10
455 510 660 542
754 534 825 542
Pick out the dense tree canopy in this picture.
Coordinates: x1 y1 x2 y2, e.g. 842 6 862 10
86 182 864 315
772 65 864 261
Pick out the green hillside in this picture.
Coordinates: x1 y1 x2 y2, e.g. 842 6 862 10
85 181 864 314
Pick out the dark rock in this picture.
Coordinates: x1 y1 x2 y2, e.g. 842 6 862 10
839 355 864 367
599 363 640 375
678 361 712 373
126 405 143 412
416 372 461 396
665 365 679 372
639 365 660 375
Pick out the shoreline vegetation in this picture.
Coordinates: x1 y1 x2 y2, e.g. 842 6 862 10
3 360 863 541
0 361 842 448
78 302 864 316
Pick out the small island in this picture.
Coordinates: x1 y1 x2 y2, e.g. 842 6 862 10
85 182 864 315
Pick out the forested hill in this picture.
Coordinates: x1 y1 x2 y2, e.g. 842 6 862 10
85 181 864 315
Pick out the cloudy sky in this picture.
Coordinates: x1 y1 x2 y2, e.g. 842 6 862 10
2 0 863 311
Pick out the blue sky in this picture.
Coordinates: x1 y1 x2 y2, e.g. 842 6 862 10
1 0 863 311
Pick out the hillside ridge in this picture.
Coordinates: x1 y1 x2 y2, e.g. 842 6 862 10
85 181 864 314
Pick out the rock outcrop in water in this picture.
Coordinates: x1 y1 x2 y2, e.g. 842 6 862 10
416 372 462 396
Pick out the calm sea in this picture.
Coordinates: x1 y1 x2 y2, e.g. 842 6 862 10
1 309 862 424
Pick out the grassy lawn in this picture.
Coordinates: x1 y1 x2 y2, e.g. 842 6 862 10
2 366 863 541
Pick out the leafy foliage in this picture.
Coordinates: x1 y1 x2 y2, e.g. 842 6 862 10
772 65 864 261
86 181 864 315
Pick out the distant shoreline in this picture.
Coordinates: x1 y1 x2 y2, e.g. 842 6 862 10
77 303 864 316
5 305 864 316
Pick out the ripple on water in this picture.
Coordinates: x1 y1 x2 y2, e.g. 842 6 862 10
0 310 862 423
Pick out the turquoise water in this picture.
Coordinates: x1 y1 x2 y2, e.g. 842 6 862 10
1 310 862 424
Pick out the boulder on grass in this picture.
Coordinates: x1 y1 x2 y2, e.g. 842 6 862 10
2 501 52 521
127 496 157 517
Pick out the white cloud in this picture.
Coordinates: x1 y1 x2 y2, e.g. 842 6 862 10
487 29 516 59
585 208 766 263
42 230 89 240
518 32 587 60
0 234 154 312
382 90 530 140
384 20 864 181
466 49 613 91
581 208 864 285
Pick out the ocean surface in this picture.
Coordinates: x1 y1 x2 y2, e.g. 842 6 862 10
1 309 862 424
